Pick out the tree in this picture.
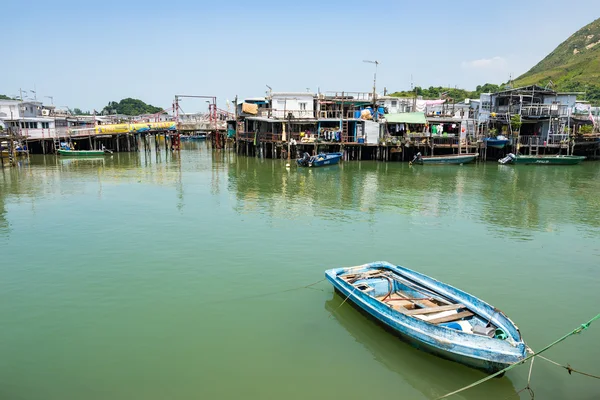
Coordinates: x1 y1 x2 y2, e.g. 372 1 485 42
72 108 91 115
101 98 163 116
510 115 522 133
0 94 15 100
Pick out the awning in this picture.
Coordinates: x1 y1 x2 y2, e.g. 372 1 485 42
384 112 426 124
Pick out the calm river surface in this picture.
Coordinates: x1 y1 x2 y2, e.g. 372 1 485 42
1 143 599 399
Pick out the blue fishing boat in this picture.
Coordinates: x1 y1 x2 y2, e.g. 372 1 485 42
411 152 478 165
181 134 207 141
484 136 510 149
325 261 527 373
297 152 343 167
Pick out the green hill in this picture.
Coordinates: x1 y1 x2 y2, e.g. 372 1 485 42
514 17 600 103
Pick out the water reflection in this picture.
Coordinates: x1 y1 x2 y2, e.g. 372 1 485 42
325 292 519 399
0 150 190 235
2 152 600 239
227 158 600 237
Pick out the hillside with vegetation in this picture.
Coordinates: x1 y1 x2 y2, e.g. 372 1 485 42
513 17 600 104
389 18 600 105
389 83 501 102
101 98 163 116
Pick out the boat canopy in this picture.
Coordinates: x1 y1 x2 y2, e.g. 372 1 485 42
384 112 426 124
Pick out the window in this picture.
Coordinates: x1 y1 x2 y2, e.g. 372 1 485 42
20 122 25 128
299 102 307 111
41 122 49 129
391 100 398 107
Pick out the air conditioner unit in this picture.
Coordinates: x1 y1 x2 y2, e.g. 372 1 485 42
42 109 50 116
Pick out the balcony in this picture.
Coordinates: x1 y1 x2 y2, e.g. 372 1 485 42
256 109 315 119
317 110 359 119
494 104 568 118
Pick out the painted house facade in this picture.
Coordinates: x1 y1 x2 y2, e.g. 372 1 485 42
0 100 56 139
478 85 595 141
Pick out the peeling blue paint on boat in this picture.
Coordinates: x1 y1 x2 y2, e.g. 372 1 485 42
325 261 527 373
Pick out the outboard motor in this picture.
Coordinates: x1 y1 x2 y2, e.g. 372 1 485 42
498 153 516 165
297 152 311 167
411 152 423 164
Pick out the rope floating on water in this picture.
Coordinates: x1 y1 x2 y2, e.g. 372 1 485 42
537 355 600 380
436 313 600 399
196 278 327 308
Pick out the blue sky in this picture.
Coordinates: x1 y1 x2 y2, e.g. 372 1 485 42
2 0 598 112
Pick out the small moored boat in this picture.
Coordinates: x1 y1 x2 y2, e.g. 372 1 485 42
58 147 113 157
297 152 342 167
325 261 527 373
411 152 478 165
484 136 510 149
498 153 585 165
181 134 207 141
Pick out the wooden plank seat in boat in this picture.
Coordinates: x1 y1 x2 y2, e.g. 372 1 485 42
378 293 438 306
388 300 415 311
428 311 474 325
404 303 466 316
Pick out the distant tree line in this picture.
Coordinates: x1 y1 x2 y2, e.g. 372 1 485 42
388 83 502 102
73 108 91 115
389 82 599 105
101 98 163 116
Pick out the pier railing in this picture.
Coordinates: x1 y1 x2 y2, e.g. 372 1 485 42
238 131 358 143
517 135 569 147
494 104 568 118
256 109 316 119
318 110 359 119
323 91 374 101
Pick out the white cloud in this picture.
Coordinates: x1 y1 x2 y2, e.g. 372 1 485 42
461 56 507 69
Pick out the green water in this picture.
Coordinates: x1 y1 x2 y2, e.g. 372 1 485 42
1 145 599 400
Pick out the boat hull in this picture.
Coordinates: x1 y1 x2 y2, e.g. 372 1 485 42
325 262 527 373
485 139 509 149
57 149 110 157
297 152 343 167
414 153 478 165
181 135 206 141
512 155 585 165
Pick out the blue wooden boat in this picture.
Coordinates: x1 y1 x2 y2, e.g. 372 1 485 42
181 134 206 141
411 152 478 165
297 152 343 167
484 137 510 149
325 262 527 373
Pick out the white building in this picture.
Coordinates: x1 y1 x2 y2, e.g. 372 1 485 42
270 92 315 119
377 96 414 113
0 100 57 139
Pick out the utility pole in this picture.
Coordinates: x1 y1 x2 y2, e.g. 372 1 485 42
45 96 54 105
363 59 380 101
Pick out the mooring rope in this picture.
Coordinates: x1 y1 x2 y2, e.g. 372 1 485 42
196 278 327 308
537 355 600 380
436 313 600 399
327 285 358 319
